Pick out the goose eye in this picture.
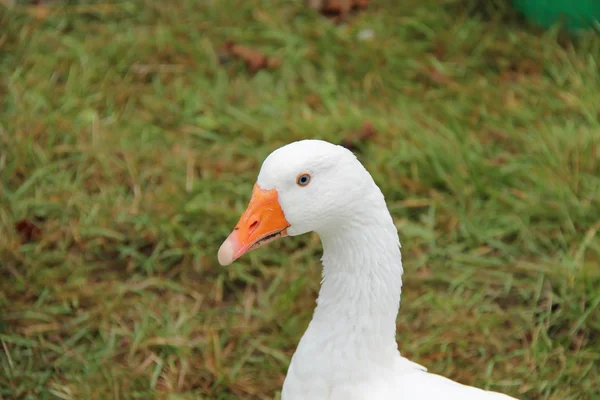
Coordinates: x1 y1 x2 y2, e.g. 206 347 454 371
296 173 311 187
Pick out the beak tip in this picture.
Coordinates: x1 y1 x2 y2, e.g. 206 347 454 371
218 238 235 266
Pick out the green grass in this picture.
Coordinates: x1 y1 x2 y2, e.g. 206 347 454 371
1 0 599 399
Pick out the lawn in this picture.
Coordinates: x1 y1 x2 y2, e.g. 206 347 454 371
1 1 599 399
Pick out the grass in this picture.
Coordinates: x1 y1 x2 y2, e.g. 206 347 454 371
1 0 599 399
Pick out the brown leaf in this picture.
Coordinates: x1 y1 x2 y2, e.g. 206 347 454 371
15 219 42 243
304 93 322 110
222 42 280 73
340 121 378 152
307 0 369 18
321 0 353 14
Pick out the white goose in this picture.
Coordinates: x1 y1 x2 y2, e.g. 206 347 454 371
218 140 518 400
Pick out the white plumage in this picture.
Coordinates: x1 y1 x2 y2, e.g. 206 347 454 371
219 140 518 400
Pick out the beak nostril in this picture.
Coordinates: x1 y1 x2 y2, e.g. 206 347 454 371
249 220 259 232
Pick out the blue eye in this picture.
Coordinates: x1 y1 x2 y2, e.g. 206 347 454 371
296 173 311 186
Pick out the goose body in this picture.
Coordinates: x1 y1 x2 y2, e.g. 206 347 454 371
218 140 517 400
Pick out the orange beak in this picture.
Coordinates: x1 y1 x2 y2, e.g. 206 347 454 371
218 184 290 266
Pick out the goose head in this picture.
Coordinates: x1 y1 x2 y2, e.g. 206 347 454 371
218 139 381 266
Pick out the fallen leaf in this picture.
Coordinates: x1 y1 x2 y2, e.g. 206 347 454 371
321 0 353 14
304 93 322 110
307 0 369 20
222 42 280 73
15 219 42 243
340 121 378 152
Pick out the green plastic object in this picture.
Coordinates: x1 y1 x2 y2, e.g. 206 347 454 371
512 0 600 30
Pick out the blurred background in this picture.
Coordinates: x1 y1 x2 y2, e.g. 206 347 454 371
1 1 599 399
